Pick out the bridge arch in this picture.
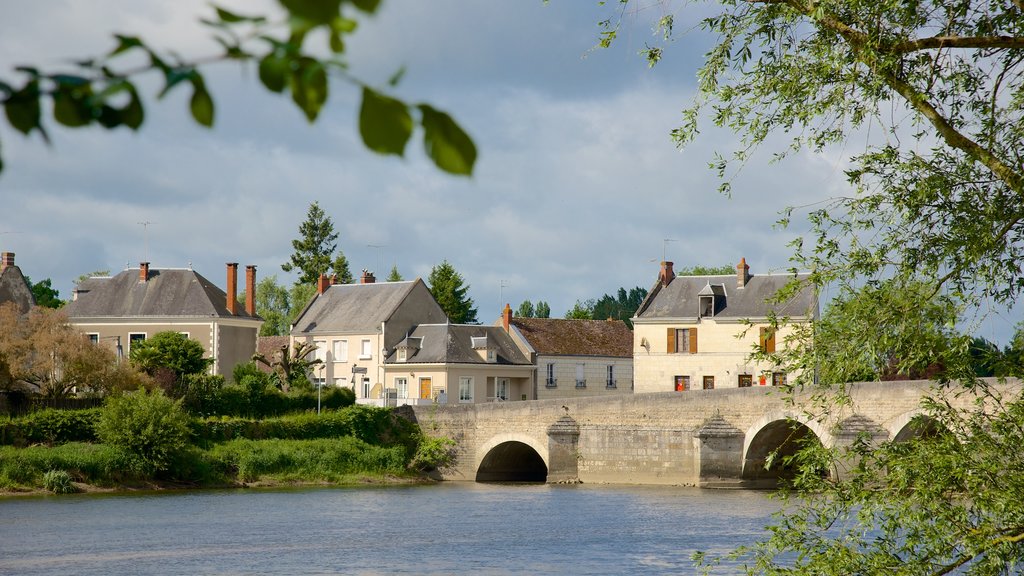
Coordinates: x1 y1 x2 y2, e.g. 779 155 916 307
888 409 947 442
741 412 831 486
475 433 549 483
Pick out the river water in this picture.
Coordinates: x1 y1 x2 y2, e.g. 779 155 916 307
0 483 780 575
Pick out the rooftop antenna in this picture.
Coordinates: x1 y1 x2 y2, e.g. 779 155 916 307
367 244 387 276
662 238 678 262
138 221 153 263
499 279 509 310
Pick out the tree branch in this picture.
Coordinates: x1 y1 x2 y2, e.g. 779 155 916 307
890 35 1024 53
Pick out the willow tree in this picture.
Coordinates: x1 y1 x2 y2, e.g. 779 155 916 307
601 0 1024 573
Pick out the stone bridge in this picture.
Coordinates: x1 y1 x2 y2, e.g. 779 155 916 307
400 379 1022 487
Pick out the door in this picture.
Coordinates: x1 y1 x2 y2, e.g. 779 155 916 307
496 378 509 401
420 377 432 399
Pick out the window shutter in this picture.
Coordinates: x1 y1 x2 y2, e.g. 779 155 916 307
760 327 775 353
689 327 698 353
667 328 676 353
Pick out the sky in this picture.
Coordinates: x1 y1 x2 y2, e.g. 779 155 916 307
0 1 1019 343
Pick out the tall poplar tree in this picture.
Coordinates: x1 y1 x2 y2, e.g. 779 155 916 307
386 265 403 282
427 260 477 324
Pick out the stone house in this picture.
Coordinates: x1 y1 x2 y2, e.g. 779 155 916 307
631 258 816 392
498 304 634 400
0 252 36 315
65 262 262 378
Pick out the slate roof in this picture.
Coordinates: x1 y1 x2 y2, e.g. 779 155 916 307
64 267 259 319
508 317 633 358
292 280 439 335
386 324 532 365
0 263 35 315
635 273 816 320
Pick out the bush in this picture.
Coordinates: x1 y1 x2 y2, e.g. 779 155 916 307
173 373 225 416
410 435 457 472
0 408 100 446
95 390 193 473
0 443 140 490
206 437 408 483
42 469 77 494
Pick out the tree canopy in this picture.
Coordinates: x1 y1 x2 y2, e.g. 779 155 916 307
385 264 403 282
0 1 476 177
282 201 344 286
129 331 211 383
427 260 477 324
24 276 62 309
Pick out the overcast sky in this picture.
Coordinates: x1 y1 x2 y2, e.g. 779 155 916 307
0 1 1018 343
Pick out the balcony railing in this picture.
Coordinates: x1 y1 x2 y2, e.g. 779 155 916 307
606 379 616 389
575 379 586 388
545 378 557 388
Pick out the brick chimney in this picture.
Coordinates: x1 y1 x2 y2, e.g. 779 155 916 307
317 273 330 294
502 303 512 332
139 262 150 283
245 265 257 317
226 263 238 315
360 269 376 284
0 252 13 273
658 261 675 287
737 257 750 288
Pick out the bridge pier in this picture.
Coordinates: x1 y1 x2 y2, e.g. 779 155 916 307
694 415 745 487
832 414 889 481
546 415 581 483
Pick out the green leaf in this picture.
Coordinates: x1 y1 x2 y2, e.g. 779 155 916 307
329 30 345 54
387 66 406 87
4 81 41 135
109 34 143 58
279 0 342 25
418 105 476 176
157 68 193 99
122 86 144 129
359 87 412 156
258 53 289 93
53 84 93 128
350 0 381 13
289 57 328 122
189 76 214 127
214 5 266 24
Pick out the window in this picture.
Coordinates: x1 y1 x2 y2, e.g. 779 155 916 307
332 340 348 363
87 333 99 344
703 375 715 390
496 378 509 401
738 374 753 388
398 348 407 362
668 327 697 354
459 377 473 403
772 372 786 387
128 333 146 354
313 340 327 363
760 327 776 354
395 378 408 399
575 363 586 388
486 349 495 362
606 365 616 389
546 363 556 387
360 339 372 360
674 375 689 391
700 296 714 318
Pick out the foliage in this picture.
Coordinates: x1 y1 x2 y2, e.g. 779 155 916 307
246 275 292 336
0 2 476 176
252 341 322 393
24 276 62 309
676 265 734 276
281 201 348 286
205 437 408 483
385 264 403 282
600 0 1024 571
427 260 478 324
95 390 192 474
564 299 594 320
42 469 77 494
515 300 552 318
535 301 551 318
409 435 456 472
332 250 354 284
515 300 535 318
172 373 225 416
128 331 211 383
591 286 647 327
0 303 138 397
0 442 139 490
0 408 100 446
288 282 317 327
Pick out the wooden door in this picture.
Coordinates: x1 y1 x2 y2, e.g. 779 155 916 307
420 377 432 399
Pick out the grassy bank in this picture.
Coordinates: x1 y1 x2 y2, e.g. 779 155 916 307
0 395 454 494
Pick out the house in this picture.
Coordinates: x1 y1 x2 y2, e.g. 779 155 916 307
0 252 36 315
387 323 534 404
291 272 534 405
631 258 816 392
64 262 262 378
498 304 634 400
289 271 449 400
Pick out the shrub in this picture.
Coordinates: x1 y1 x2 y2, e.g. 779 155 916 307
42 469 77 494
0 443 140 490
173 373 225 416
206 437 408 483
410 435 457 472
0 408 100 446
95 390 193 473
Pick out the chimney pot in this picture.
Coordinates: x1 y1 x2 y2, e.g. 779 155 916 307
245 265 257 317
659 261 675 287
317 273 329 294
360 269 376 284
226 263 238 315
0 252 13 272
502 303 512 332
139 262 150 283
737 257 750 288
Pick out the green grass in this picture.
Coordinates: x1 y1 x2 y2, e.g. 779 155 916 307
206 437 410 483
0 443 140 490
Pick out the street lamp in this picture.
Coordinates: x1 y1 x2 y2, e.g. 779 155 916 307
317 364 324 414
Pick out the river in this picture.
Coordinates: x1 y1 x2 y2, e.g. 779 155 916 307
0 483 780 575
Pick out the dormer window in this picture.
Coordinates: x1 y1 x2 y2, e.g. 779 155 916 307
471 335 496 363
697 282 727 318
398 348 407 362
700 295 715 317
395 336 422 363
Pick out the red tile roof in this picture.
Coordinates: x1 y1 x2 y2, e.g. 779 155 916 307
509 318 632 358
